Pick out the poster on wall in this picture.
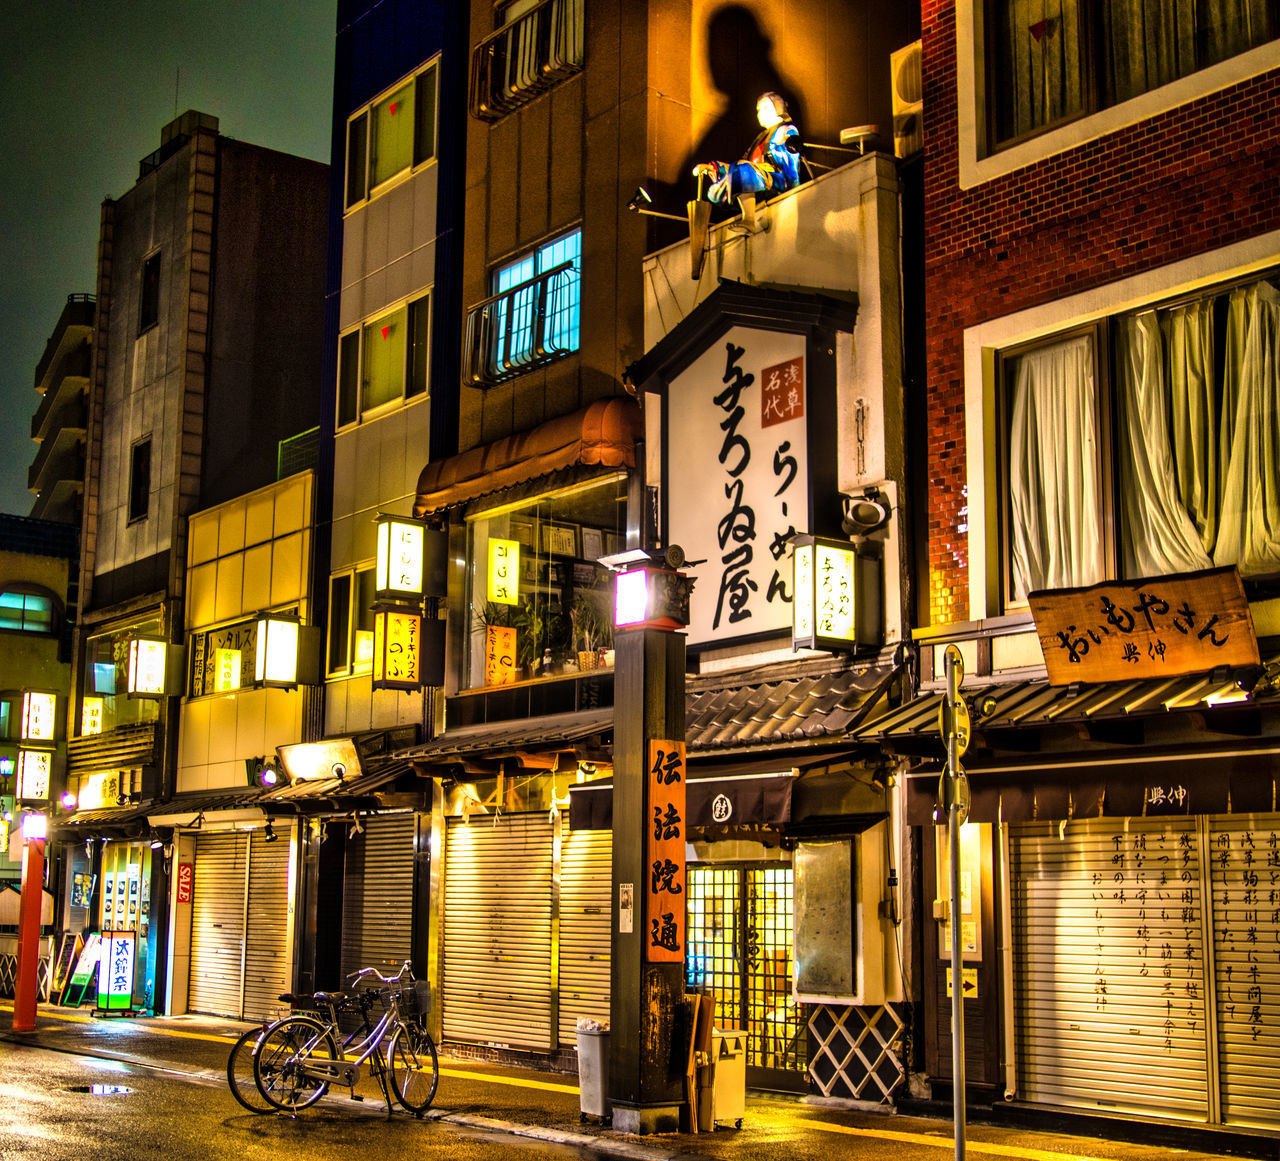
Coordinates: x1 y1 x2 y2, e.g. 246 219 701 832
665 327 810 646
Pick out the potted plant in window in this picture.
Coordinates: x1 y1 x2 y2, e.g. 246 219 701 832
572 585 613 671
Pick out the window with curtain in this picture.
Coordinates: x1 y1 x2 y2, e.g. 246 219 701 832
1002 275 1280 603
987 0 1277 148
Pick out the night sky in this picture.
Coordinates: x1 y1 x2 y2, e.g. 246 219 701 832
0 2 336 518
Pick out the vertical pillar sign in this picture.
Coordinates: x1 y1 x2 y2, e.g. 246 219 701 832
646 739 686 963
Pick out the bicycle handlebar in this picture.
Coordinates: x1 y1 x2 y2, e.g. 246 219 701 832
345 959 413 987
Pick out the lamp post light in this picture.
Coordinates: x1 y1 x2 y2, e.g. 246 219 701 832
603 547 695 1135
13 812 48 1032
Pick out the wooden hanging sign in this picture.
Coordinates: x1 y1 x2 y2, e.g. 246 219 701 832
646 739 687 963
1028 567 1259 686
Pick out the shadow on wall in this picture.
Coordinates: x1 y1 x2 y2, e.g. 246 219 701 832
687 4 805 182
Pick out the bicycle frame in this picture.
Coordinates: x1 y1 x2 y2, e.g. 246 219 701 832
295 1006 398 1089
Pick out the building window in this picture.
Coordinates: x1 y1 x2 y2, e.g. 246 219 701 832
987 0 1278 149
470 0 585 122
0 587 56 633
337 293 431 427
1000 274 1280 604
139 252 161 332
128 438 151 522
463 229 581 387
465 475 625 689
80 620 162 735
345 62 438 209
327 565 376 676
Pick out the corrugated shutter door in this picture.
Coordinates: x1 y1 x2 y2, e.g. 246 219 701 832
340 814 417 982
559 827 611 1046
189 832 248 1018
1011 818 1209 1119
1209 815 1280 1128
242 826 294 1022
443 814 553 1048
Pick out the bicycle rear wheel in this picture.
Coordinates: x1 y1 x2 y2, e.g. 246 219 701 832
253 1016 339 1112
387 1025 439 1114
226 1026 273 1113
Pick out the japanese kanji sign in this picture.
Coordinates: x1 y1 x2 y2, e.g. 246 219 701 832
373 607 422 690
485 625 517 686
97 930 135 1011
646 739 686 963
1029 567 1259 686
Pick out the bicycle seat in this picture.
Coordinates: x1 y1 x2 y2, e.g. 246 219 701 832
312 991 347 1006
277 992 317 1005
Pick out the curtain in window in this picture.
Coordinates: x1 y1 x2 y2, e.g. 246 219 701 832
1009 334 1104 599
1214 281 1280 575
1102 0 1272 105
1116 311 1213 576
993 0 1084 143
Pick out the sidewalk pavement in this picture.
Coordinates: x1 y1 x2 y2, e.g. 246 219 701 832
1 1001 1265 1161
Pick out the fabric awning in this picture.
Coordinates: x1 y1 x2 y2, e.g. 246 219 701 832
414 396 641 517
569 770 794 830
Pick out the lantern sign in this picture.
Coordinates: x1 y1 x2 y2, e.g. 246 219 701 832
646 739 687 963
97 930 136 1012
376 514 426 599
373 606 423 691
254 615 299 687
82 697 104 736
16 750 52 800
487 538 520 605
21 811 48 841
614 567 694 632
792 535 862 652
127 636 169 698
21 692 57 743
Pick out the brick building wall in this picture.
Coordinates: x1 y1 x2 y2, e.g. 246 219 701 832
922 0 1280 626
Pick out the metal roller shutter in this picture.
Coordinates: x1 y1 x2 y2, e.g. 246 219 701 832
1209 815 1280 1128
1011 818 1210 1120
443 813 554 1048
242 826 294 1021
340 814 417 983
189 832 248 1018
559 827 611 1046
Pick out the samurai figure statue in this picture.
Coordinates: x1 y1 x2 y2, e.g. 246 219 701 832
691 91 802 207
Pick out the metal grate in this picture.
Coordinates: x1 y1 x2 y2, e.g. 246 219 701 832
277 427 319 479
687 866 740 1020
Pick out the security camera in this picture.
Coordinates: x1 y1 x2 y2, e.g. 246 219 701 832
842 489 892 537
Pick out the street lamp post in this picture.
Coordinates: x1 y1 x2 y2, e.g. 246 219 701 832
13 812 48 1032
605 550 695 1135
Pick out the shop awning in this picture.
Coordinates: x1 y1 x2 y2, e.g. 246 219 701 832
414 397 641 517
569 769 795 830
402 707 615 773
56 800 156 840
147 787 269 828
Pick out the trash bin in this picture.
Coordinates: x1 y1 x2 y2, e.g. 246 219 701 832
707 1029 746 1128
576 1020 611 1120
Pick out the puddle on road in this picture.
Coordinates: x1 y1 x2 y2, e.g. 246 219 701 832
66 1084 134 1095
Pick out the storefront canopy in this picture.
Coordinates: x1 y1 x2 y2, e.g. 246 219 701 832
414 397 641 517
569 768 795 830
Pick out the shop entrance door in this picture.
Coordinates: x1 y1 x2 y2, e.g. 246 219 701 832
686 864 805 1090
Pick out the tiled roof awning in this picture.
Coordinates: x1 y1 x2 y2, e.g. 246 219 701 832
56 800 156 839
147 787 269 827
685 664 896 755
414 397 641 517
402 708 615 770
857 653 1280 753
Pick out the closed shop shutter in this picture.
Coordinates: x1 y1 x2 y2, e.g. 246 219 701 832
443 813 554 1048
559 827 611 1046
340 813 417 983
1208 816 1280 1128
242 825 294 1022
1011 818 1210 1120
189 832 248 1018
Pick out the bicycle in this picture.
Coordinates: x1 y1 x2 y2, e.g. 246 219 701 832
252 961 439 1116
227 986 380 1114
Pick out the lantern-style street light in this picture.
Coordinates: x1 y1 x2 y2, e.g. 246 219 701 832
791 533 878 652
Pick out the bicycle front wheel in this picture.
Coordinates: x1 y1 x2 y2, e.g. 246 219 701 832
387 1025 439 1114
226 1026 274 1113
253 1016 339 1112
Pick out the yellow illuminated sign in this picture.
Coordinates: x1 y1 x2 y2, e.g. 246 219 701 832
255 617 299 686
22 691 57 742
792 536 857 651
17 750 52 800
376 517 425 597
487 539 520 605
373 607 422 690
82 697 104 736
127 638 168 697
214 648 242 692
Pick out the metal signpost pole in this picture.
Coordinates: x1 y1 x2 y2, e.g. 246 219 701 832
941 645 968 1161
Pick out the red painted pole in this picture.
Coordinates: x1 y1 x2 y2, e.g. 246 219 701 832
13 836 46 1032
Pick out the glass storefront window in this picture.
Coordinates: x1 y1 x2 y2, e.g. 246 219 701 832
81 620 162 735
465 475 626 689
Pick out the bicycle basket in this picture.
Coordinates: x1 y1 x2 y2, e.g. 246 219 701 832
383 980 431 1020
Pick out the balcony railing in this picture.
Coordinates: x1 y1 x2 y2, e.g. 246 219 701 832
463 259 580 388
31 346 90 439
469 0 584 122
